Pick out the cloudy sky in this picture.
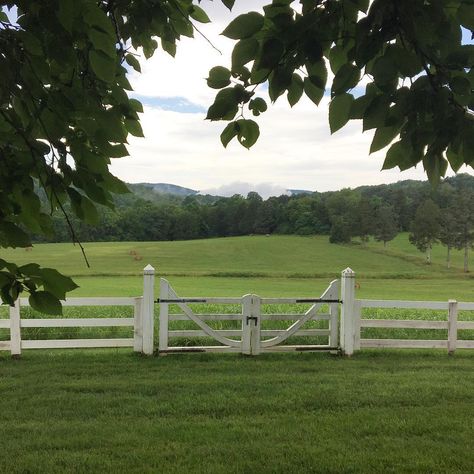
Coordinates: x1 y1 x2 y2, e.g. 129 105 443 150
110 1 472 198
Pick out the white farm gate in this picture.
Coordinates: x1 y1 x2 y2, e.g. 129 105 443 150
158 278 340 355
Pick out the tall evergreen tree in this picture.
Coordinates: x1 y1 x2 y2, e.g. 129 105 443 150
409 200 441 264
373 205 398 248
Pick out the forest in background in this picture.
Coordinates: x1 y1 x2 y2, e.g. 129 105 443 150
34 174 474 268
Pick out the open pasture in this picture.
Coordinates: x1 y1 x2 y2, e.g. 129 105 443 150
1 235 474 472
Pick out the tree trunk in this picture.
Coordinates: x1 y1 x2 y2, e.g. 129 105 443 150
464 244 469 273
447 246 451 269
383 240 387 248
426 245 431 265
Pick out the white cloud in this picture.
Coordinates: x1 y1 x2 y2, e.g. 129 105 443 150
200 182 291 199
111 2 473 194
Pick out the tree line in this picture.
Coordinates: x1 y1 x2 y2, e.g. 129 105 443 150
32 175 474 270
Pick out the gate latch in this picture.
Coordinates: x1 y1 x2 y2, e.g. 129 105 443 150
246 316 258 325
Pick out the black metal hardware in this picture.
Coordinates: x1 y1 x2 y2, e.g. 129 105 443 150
156 298 207 304
246 316 258 325
295 298 342 303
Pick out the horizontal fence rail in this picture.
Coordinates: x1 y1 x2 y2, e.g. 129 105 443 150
354 298 474 354
0 296 145 356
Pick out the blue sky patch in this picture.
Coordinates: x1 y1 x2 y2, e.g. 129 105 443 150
131 95 206 113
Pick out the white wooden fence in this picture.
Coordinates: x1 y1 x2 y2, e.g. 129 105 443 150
0 265 155 357
1 264 474 357
158 278 340 355
340 268 474 355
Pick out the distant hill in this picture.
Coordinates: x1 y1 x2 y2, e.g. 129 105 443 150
135 183 198 196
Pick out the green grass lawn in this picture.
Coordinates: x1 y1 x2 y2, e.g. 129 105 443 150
1 235 474 473
1 234 467 278
0 350 473 473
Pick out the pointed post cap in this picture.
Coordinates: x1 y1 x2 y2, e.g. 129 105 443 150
342 267 355 277
143 264 155 275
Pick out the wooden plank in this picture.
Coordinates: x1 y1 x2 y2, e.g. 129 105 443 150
457 340 474 349
21 338 134 349
359 300 448 310
448 300 458 354
0 319 10 329
0 341 11 351
261 345 335 352
133 297 143 353
159 279 169 353
458 302 474 310
457 321 474 330
168 313 330 321
360 319 448 329
360 339 447 349
20 297 136 307
10 300 21 356
21 318 134 328
160 346 242 353
168 329 330 338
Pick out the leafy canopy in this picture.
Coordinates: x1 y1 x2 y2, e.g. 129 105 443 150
0 0 212 312
207 0 474 184
2 0 474 311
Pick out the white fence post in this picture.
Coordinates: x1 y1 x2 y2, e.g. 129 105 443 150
159 278 169 354
241 294 252 355
142 265 155 356
133 297 143 353
340 268 356 356
251 295 261 355
448 299 458 355
10 299 21 357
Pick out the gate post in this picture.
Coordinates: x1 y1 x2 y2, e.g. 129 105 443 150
242 294 252 355
250 295 261 355
340 268 356 356
142 264 155 356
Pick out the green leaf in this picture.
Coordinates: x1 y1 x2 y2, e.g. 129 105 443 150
370 126 400 154
332 64 360 94
220 122 238 147
29 291 62 315
287 74 304 107
423 153 448 184
189 4 211 23
236 119 260 149
206 87 244 121
0 222 31 248
88 29 115 58
125 119 144 137
222 12 264 40
84 4 115 36
89 50 115 83
382 141 415 171
207 66 231 89
450 76 471 96
329 93 354 134
447 146 463 172
38 268 78 300
232 39 259 70
363 96 389 131
329 45 347 74
249 97 268 116
57 0 75 32
129 98 144 113
303 77 324 105
222 0 236 10
125 54 141 73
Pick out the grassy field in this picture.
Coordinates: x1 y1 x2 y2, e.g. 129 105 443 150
1 235 474 473
1 350 473 473
2 234 473 300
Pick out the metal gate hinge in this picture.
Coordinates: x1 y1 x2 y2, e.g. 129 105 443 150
246 316 258 325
